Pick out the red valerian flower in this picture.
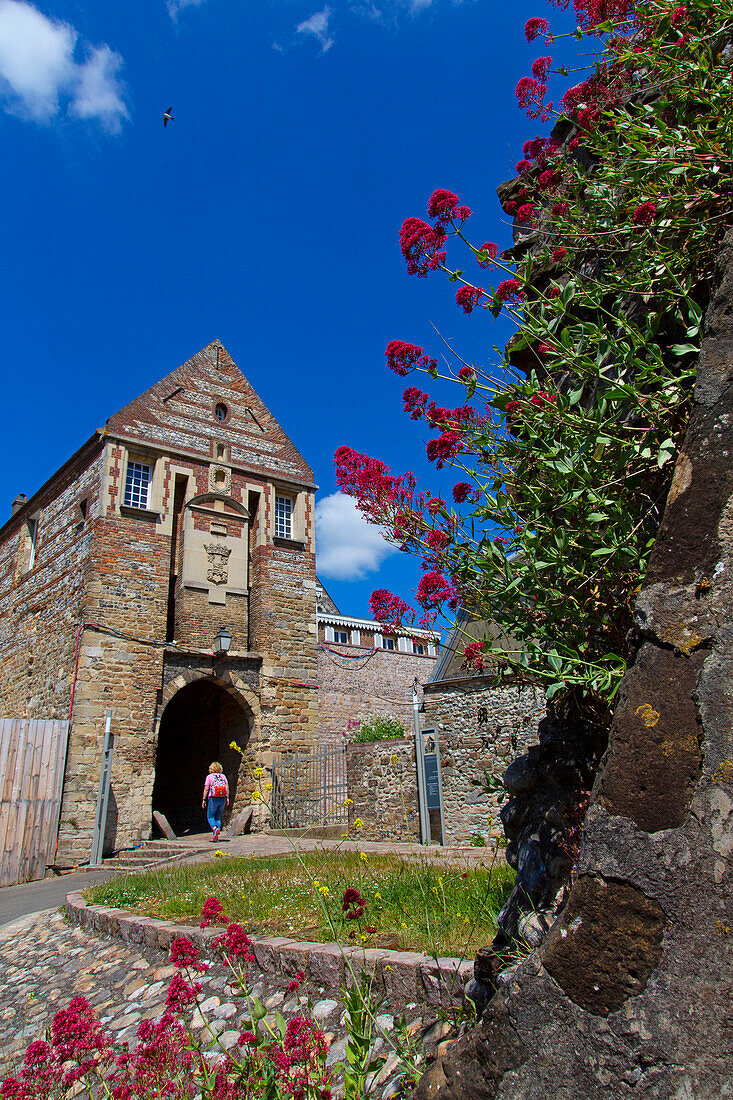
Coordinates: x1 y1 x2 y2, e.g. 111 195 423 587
287 979 301 993
200 896 228 929
504 200 517 214
515 76 552 120
213 923 255 960
670 5 687 23
170 937 206 971
427 189 472 227
365 926 377 934
515 158 532 174
426 431 463 468
524 16 550 40
452 482 472 503
458 365 476 382
424 529 450 553
531 391 558 407
552 201 570 216
494 536 508 545
549 285 562 298
523 136 546 160
342 887 367 920
463 641 486 671
505 400 521 415
632 201 657 225
370 589 412 630
399 217 447 277
494 279 526 304
477 242 499 269
531 56 552 81
516 203 537 225
551 248 567 263
385 339 437 377
537 343 554 358
403 386 430 420
416 572 458 610
455 286 484 314
165 973 201 1013
239 1031 257 1046
537 169 559 191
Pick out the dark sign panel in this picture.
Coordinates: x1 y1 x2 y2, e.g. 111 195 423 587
424 752 441 809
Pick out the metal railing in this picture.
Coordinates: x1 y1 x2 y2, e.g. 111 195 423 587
271 747 348 829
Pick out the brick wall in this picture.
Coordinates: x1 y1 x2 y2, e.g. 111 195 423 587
318 645 435 748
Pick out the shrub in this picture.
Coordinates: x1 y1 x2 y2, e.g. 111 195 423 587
352 715 407 743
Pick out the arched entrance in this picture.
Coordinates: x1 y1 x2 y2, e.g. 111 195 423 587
152 678 250 835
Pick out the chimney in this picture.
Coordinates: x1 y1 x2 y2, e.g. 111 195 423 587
11 494 27 516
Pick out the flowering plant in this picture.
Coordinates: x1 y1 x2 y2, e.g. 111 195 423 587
335 0 733 706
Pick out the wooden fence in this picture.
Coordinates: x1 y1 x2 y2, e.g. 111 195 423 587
0 719 69 887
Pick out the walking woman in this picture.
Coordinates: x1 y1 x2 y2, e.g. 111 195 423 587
202 761 229 842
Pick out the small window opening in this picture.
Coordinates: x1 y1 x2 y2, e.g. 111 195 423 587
26 517 38 571
275 495 293 539
333 630 348 644
215 403 228 422
216 444 225 459
78 498 88 522
214 469 226 486
124 461 152 509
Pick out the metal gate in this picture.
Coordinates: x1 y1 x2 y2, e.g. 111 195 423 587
271 747 348 829
0 718 70 886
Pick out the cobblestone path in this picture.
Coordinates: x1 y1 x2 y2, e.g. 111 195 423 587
0 908 456 1090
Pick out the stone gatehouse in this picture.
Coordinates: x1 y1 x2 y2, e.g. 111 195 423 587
0 341 319 862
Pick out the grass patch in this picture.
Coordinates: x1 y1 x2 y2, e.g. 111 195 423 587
85 851 514 956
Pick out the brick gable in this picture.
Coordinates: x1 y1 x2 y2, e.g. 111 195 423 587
104 341 314 487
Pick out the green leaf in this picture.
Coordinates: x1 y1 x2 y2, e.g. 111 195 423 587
670 343 699 356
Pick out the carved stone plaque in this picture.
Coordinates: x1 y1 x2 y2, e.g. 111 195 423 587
204 542 231 585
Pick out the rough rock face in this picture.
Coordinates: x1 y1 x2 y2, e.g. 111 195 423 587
415 232 733 1098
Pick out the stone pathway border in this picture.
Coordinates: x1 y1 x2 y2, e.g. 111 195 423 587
65 892 474 1008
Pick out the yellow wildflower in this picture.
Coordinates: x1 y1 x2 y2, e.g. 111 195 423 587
464 917 470 924
318 885 329 897
359 852 368 863
401 922 408 930
344 797 354 806
313 879 321 889
353 818 364 829
215 850 224 858
391 754 398 765
265 782 273 791
340 834 348 839
385 965 393 972
251 790 262 802
229 741 243 754
374 892 382 901
253 767 264 778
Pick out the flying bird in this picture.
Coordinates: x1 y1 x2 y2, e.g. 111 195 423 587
163 107 174 127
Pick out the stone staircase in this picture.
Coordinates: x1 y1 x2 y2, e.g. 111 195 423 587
102 839 202 874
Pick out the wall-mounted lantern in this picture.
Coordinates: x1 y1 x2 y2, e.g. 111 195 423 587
214 627 232 658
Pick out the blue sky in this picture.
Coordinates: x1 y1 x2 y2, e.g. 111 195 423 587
0 0 573 620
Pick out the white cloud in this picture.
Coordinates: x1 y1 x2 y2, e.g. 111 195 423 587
167 0 206 21
70 46 127 132
296 6 334 52
0 0 127 130
316 492 396 581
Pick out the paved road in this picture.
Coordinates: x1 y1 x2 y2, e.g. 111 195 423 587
0 870 115 928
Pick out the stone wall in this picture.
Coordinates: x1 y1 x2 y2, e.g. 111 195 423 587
346 682 545 844
423 681 546 844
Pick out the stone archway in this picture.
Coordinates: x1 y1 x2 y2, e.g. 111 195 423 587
152 674 257 835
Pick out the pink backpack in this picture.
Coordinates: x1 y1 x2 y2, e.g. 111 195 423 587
211 774 227 798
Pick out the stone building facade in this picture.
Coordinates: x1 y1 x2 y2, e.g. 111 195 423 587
0 342 319 862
